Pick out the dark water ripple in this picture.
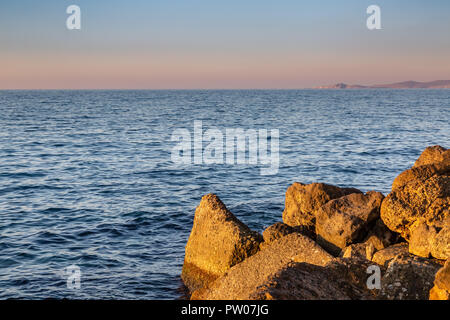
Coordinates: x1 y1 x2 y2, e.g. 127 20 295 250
0 89 449 299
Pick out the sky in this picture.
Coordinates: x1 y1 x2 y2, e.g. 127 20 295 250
1 0 449 89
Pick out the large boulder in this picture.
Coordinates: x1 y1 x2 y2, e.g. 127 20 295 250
248 262 354 300
249 258 379 300
391 161 449 191
194 256 378 300
414 145 450 167
382 174 450 239
315 191 385 255
430 259 450 300
379 253 441 300
380 145 449 260
181 194 262 291
191 233 334 300
282 182 361 229
409 220 450 260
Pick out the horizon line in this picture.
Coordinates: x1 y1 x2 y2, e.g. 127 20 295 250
2 88 450 91
2 80 449 91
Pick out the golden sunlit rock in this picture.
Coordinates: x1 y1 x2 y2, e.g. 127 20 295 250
282 182 361 229
429 259 450 300
181 194 262 292
182 146 449 300
315 191 385 255
381 145 449 260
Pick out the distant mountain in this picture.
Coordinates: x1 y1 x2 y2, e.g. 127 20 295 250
315 83 368 89
316 80 450 89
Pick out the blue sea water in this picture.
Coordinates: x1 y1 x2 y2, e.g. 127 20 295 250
0 89 449 299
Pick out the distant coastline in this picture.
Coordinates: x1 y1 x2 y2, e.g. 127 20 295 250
315 80 450 89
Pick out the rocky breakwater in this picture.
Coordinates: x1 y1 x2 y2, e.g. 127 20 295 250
181 146 449 300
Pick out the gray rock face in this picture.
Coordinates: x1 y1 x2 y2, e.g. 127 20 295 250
379 254 442 300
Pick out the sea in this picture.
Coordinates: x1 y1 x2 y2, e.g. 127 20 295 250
0 89 449 299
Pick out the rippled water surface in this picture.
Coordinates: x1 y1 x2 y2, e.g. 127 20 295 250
0 90 449 299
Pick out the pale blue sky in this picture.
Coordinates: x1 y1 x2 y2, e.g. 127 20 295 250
1 0 449 89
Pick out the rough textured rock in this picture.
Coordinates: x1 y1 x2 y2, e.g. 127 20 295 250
380 145 449 260
249 258 379 300
382 174 450 239
181 194 262 291
341 243 376 260
262 222 297 243
191 233 334 300
414 145 450 167
409 219 450 260
363 219 399 250
391 162 449 191
371 243 409 267
379 253 441 300
183 151 449 300
248 262 353 300
260 222 315 249
282 182 361 229
431 224 450 260
315 191 385 255
194 257 377 300
430 259 450 300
